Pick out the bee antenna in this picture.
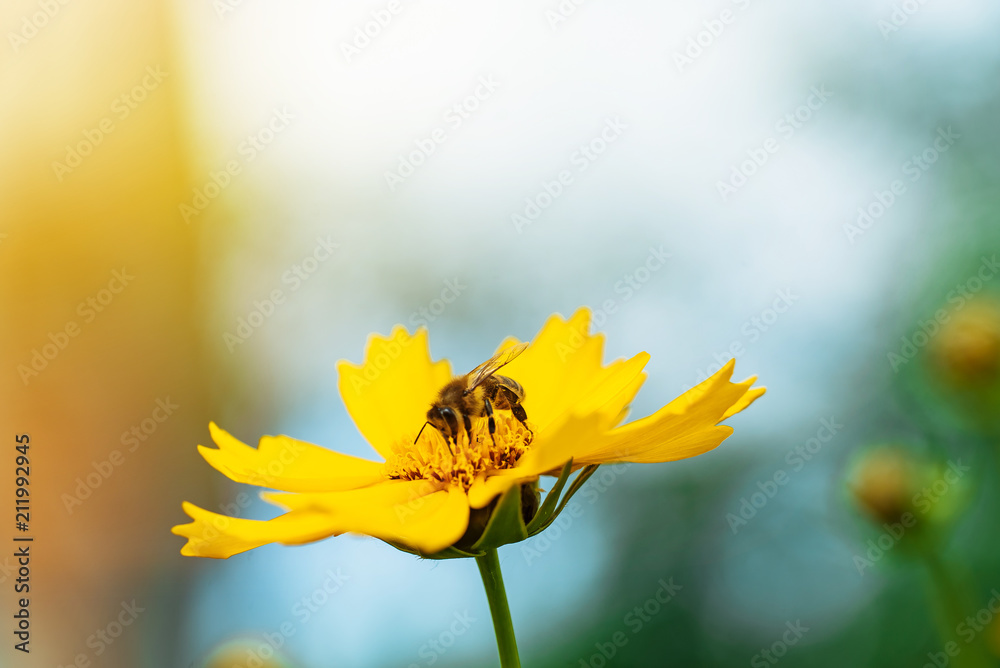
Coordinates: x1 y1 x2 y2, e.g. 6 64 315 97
414 421 454 455
414 422 431 444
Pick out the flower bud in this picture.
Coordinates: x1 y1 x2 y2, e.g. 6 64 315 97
989 612 1000 659
203 639 291 668
847 446 969 533
933 299 1000 386
848 446 918 526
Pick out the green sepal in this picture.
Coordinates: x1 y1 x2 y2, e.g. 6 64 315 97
390 481 533 560
530 464 600 536
525 459 574 535
392 461 602 561
420 545 485 560
386 541 485 561
470 482 530 552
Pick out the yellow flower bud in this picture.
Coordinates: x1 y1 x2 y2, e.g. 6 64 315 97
849 446 918 526
848 446 969 533
202 640 292 668
933 299 1000 386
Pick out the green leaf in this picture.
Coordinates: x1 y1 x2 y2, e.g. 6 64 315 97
525 459 574 535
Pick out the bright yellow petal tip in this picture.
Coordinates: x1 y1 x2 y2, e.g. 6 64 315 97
336 326 453 459
197 422 385 493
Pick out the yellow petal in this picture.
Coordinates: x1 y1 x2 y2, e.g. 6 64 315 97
467 412 607 509
722 385 766 419
173 480 469 558
263 480 470 555
261 478 442 512
337 327 453 459
171 501 339 559
467 360 764 508
198 422 385 493
575 359 765 465
494 308 649 432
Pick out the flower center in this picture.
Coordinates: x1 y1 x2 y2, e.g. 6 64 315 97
383 412 533 490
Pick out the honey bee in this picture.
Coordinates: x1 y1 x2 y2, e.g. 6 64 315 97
416 342 531 450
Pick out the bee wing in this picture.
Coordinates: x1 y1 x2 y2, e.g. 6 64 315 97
467 342 528 391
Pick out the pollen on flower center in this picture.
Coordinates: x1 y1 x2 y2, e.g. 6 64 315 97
383 412 533 490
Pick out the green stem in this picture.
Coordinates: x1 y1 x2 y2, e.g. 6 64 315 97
922 550 994 668
476 548 521 668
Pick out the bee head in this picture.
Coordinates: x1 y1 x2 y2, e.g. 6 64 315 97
425 405 459 443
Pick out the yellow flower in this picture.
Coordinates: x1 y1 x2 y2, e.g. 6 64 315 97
172 308 764 559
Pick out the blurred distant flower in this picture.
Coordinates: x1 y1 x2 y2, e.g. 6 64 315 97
932 298 1000 387
172 307 764 666
846 446 993 666
988 614 1000 659
201 640 291 668
849 446 919 526
847 445 968 537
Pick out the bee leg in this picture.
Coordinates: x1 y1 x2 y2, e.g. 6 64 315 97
462 414 473 446
440 430 454 455
439 408 460 455
510 402 533 439
483 397 498 447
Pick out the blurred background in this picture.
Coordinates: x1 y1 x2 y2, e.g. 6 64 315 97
3 0 1000 666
